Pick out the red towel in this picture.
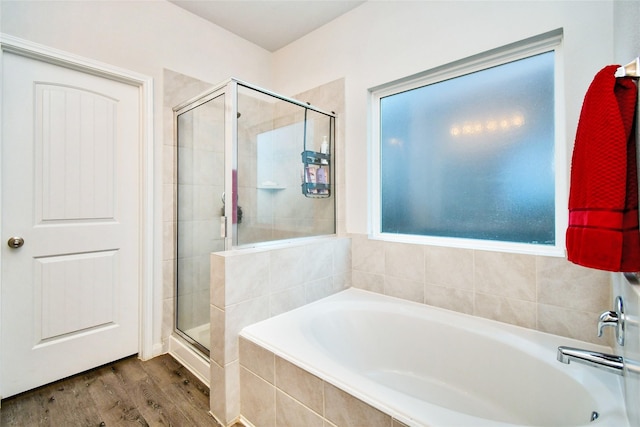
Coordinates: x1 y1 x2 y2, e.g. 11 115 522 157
566 65 640 272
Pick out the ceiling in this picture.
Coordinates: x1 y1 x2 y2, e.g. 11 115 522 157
168 0 366 52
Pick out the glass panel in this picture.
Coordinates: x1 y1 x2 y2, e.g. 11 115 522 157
236 85 335 246
380 51 555 244
176 94 225 353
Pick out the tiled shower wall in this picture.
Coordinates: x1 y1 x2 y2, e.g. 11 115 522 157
290 78 346 237
351 234 613 345
236 91 336 244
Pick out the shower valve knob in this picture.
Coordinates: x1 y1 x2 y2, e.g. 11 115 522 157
597 296 625 346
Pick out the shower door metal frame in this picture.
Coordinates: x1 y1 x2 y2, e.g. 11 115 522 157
172 78 337 356
224 80 238 249
173 83 227 357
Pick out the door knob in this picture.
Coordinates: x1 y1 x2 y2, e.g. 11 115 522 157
7 236 24 249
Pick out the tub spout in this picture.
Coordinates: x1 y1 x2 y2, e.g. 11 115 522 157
557 346 624 376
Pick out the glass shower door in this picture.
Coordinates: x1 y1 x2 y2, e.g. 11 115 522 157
175 93 225 354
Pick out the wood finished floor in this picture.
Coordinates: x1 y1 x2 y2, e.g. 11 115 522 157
0 354 224 427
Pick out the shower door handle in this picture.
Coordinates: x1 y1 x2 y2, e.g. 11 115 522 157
220 216 227 238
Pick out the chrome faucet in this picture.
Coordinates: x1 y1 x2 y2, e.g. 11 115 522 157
557 346 624 375
556 296 628 376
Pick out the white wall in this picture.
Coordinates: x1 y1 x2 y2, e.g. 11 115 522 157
614 0 640 63
0 0 273 355
271 0 615 234
1 0 271 84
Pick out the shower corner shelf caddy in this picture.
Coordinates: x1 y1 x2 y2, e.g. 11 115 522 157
301 150 331 198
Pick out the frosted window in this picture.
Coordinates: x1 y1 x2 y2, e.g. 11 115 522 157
380 52 555 244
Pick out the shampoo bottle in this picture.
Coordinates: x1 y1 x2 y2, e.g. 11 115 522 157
320 136 329 164
320 136 329 154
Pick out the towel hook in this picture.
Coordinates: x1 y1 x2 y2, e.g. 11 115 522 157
615 58 640 78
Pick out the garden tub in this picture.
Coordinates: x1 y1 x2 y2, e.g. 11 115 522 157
240 288 628 427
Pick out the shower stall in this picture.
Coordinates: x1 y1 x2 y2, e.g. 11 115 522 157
173 79 336 355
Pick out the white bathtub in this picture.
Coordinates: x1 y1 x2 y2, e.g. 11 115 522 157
240 288 629 427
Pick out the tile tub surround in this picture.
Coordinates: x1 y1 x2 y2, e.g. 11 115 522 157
351 234 613 344
210 237 352 426
239 337 409 427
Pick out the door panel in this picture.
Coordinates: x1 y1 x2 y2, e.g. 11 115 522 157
1 51 140 398
35 250 117 342
36 83 117 221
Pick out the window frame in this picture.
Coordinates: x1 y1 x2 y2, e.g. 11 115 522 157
369 29 566 256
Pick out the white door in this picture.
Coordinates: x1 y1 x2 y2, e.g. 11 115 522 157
1 51 141 398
